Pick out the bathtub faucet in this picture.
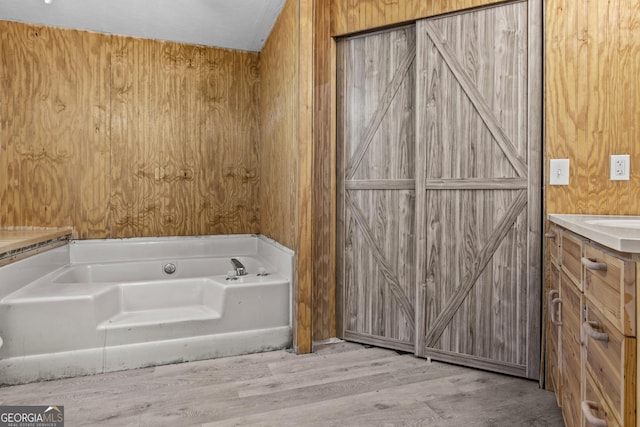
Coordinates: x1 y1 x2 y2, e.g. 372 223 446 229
230 258 247 276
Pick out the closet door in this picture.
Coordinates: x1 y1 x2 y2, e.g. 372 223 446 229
415 1 542 378
337 26 417 351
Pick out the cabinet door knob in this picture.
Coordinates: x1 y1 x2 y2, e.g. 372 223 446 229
581 400 607 427
581 257 607 271
544 232 557 239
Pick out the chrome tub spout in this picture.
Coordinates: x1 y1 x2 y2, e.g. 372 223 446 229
230 258 247 276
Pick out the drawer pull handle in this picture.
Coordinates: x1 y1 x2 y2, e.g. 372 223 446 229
581 257 607 271
548 290 562 326
544 232 557 239
581 400 607 427
582 321 609 342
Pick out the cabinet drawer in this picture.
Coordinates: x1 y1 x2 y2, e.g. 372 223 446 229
561 231 585 291
584 371 620 427
583 244 636 336
584 300 636 427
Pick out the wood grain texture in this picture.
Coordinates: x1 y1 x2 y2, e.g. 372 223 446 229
559 269 583 427
337 26 417 349
545 0 640 216
0 342 564 426
259 0 313 354
260 0 298 252
330 0 508 36
0 22 111 238
312 0 336 342
296 0 314 355
415 2 540 378
0 21 260 238
110 36 260 237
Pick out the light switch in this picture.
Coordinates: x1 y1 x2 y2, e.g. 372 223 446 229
549 159 570 186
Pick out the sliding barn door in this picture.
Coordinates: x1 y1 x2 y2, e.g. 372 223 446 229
415 2 541 378
337 27 417 352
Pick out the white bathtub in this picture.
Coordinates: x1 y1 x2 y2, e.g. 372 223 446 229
0 234 293 385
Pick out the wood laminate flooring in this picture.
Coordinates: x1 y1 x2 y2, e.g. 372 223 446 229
0 341 564 426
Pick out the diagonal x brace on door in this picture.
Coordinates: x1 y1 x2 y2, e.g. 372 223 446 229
423 190 528 348
345 39 416 180
345 192 416 328
424 21 528 179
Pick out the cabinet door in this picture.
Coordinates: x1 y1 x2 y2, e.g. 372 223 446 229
415 1 542 378
546 262 562 403
560 272 583 427
337 26 417 351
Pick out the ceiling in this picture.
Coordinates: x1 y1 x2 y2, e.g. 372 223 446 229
0 0 286 52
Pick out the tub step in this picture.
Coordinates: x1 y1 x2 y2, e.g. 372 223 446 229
98 305 221 330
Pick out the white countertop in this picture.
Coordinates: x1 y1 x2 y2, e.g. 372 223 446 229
548 214 640 253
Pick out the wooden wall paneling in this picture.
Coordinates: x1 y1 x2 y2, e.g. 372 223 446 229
586 0 611 214
329 0 508 36
297 0 314 355
259 0 313 353
1 21 260 238
574 0 589 214
199 47 260 234
545 1 640 216
562 0 579 214
110 36 260 238
112 37 195 237
0 22 110 237
544 0 567 214
312 0 336 342
259 0 298 251
625 2 640 209
602 1 626 214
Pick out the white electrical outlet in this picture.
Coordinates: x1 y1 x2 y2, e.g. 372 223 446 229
549 158 570 185
610 154 630 180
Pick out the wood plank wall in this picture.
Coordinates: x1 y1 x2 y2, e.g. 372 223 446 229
545 0 640 215
0 22 111 237
0 21 260 238
330 0 508 36
260 0 314 353
312 0 335 341
260 0 299 252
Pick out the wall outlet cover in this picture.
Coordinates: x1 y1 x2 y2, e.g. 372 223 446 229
549 158 570 186
610 154 630 180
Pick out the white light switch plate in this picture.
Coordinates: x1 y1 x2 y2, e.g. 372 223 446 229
610 154 630 180
550 159 570 185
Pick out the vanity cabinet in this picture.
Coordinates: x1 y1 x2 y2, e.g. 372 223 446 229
545 223 637 427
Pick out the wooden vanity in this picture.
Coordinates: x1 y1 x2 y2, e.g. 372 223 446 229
546 214 639 427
